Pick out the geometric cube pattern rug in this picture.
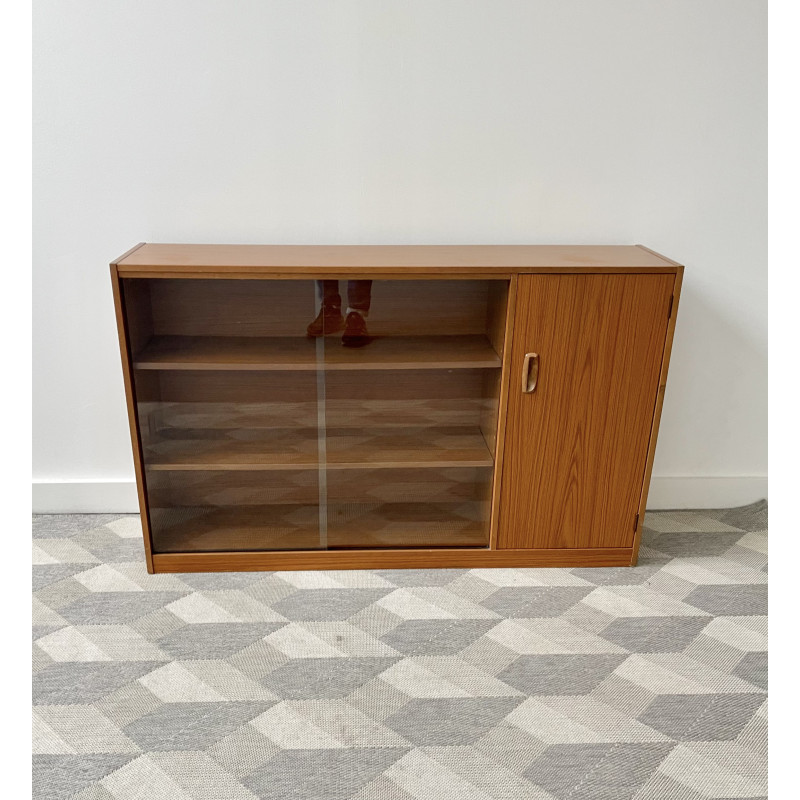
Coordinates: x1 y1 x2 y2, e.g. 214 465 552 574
32 501 767 799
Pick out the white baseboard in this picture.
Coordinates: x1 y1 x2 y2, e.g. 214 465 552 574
644 476 768 510
33 480 140 513
33 476 768 514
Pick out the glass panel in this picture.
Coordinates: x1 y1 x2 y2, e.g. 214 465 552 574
146 470 322 552
124 278 325 553
326 467 493 549
124 277 509 553
315 279 508 549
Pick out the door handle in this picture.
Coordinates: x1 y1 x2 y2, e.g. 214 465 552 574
522 352 539 393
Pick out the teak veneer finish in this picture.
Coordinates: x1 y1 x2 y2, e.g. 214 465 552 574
498 274 673 550
135 334 501 371
117 244 677 274
152 548 634 572
111 243 682 573
145 425 495 471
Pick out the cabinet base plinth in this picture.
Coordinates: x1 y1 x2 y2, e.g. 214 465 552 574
151 547 634 573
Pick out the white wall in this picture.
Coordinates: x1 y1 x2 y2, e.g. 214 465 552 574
33 0 767 511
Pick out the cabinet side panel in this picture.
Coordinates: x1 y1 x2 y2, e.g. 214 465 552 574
488 276 517 549
499 273 675 550
110 268 155 571
481 280 511 460
631 266 683 563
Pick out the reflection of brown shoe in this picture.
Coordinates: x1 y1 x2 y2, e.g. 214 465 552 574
306 305 344 337
342 311 371 347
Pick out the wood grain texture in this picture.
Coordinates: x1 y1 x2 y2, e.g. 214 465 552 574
498 273 674 550
631 265 684 564
134 334 502 371
151 546 633 572
479 281 511 456
121 279 154 360
115 244 679 275
635 244 684 268
486 280 510 355
117 269 521 280
118 244 674 276
110 242 146 266
110 266 155 572
488 275 517 550
110 245 683 573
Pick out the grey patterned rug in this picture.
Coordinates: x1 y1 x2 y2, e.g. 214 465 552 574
32 502 767 800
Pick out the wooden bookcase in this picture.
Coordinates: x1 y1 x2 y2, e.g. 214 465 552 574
111 244 682 573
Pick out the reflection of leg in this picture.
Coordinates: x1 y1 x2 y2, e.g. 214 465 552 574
343 280 372 347
319 280 342 309
307 281 344 337
346 280 372 316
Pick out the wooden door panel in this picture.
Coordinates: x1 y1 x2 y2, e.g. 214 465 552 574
498 274 674 549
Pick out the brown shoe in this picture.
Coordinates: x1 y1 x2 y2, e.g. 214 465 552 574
341 311 371 347
306 304 344 337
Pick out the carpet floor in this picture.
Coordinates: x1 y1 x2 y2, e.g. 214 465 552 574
32 501 767 800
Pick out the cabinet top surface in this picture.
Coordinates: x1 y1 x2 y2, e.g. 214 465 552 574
114 244 681 275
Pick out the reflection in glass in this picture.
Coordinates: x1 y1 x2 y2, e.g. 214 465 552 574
123 278 509 553
307 280 373 347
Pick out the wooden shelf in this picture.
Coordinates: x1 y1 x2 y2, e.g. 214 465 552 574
134 335 501 371
144 425 494 471
150 502 489 552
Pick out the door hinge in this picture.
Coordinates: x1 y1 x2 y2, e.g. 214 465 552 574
667 296 674 319
634 513 640 531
